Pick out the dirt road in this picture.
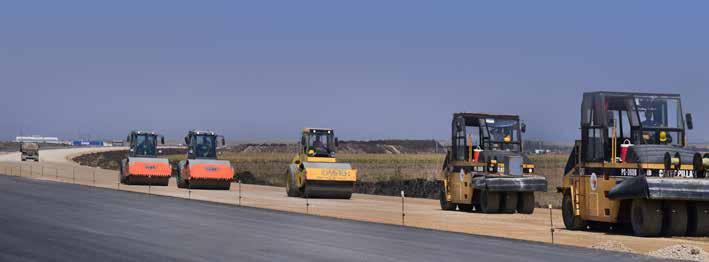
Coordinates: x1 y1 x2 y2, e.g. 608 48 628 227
1 148 707 257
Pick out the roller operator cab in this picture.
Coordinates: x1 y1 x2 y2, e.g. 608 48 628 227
119 131 171 186
439 113 547 214
559 92 709 237
285 128 357 199
176 130 233 190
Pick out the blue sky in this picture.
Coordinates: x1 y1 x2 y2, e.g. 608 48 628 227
1 1 707 142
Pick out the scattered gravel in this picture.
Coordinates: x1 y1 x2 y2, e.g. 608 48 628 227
591 240 634 253
647 244 708 261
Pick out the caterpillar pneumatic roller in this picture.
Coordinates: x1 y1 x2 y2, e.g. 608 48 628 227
559 91 709 237
439 113 547 214
119 131 171 186
176 130 233 190
285 128 357 199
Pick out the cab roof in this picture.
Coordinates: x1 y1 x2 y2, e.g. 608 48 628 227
303 127 334 133
453 113 521 127
130 130 159 135
583 91 680 98
453 112 520 119
188 130 219 136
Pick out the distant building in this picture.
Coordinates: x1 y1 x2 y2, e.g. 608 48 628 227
15 136 62 144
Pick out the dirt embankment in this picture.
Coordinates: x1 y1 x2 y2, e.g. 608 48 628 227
73 148 186 170
228 139 445 154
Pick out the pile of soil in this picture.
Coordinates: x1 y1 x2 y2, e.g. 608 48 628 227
647 244 708 261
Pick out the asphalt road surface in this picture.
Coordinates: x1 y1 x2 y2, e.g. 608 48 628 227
0 174 656 262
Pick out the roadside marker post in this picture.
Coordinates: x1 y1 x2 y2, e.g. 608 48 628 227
306 193 310 214
549 204 555 244
72 167 76 184
401 190 406 226
92 170 96 185
55 168 58 180
238 180 242 206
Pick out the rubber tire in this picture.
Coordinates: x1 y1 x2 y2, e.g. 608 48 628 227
688 202 709 236
458 204 473 212
176 168 187 189
517 192 536 214
176 179 187 189
631 199 663 237
663 201 688 236
119 161 128 184
286 169 301 197
500 192 518 214
562 193 586 230
479 190 500 213
439 185 457 211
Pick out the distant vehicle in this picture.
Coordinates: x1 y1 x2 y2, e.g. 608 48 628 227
20 142 40 162
176 130 233 190
559 91 709 237
438 113 547 214
285 128 357 199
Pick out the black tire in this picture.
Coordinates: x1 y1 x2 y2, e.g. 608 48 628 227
176 179 187 189
663 201 688 236
631 199 663 237
479 190 500 213
119 161 128 184
458 204 473 212
562 193 586 230
439 184 457 211
176 169 187 189
688 202 709 236
517 192 536 214
500 192 518 214
286 168 301 197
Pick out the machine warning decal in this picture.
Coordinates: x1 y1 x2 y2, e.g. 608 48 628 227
590 173 598 191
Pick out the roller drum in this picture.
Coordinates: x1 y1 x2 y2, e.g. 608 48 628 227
303 181 353 199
